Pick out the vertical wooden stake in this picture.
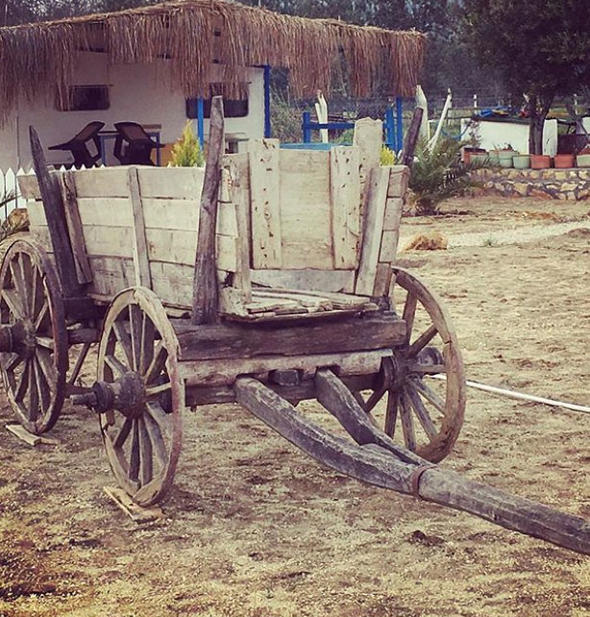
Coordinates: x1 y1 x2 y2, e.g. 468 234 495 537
29 126 81 297
191 96 225 325
127 167 152 288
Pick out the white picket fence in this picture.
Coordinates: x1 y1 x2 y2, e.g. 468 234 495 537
0 167 32 220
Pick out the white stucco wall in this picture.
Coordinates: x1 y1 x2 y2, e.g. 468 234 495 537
0 51 265 169
461 118 558 156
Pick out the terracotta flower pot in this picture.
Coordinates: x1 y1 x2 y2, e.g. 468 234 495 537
530 154 551 169
554 154 574 168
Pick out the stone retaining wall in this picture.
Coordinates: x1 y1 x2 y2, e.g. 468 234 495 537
474 168 590 200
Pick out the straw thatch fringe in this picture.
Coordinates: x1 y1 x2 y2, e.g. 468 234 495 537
0 0 425 122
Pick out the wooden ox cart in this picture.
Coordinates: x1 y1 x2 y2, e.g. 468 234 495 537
0 100 587 555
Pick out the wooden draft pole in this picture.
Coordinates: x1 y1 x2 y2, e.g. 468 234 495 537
235 370 590 555
192 96 225 325
29 126 81 298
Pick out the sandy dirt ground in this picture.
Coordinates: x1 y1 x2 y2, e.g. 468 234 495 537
0 196 589 617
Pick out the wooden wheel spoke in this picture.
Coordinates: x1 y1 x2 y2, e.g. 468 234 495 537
9 259 29 315
145 401 169 435
2 289 25 320
138 417 154 486
33 357 51 412
405 382 438 439
145 381 171 398
112 320 134 368
29 264 39 319
399 389 417 450
384 389 399 437
128 304 143 371
128 420 140 482
113 416 133 449
365 385 386 413
402 293 418 341
34 300 49 331
139 315 156 376
2 352 23 372
14 361 30 402
143 410 169 467
411 378 446 414
35 336 54 350
408 363 446 375
105 354 129 378
35 349 57 391
27 362 39 421
145 341 167 384
408 324 438 357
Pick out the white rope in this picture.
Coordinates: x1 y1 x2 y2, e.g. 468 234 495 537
431 374 590 416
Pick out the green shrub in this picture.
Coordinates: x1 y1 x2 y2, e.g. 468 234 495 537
409 138 488 215
170 121 205 167
270 93 301 143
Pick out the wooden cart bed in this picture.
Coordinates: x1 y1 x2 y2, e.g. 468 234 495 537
19 120 409 321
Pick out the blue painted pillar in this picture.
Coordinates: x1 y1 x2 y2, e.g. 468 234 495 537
384 107 395 150
302 111 312 143
197 98 205 149
263 65 272 138
395 97 403 151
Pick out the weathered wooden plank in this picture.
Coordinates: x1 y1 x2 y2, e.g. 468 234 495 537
216 234 239 273
379 230 400 263
330 146 361 269
388 166 410 198
224 153 251 294
74 167 129 198
252 286 370 309
137 166 205 199
59 172 93 285
182 349 392 386
174 313 405 361
355 167 389 296
372 263 393 297
127 167 152 288
250 269 356 293
279 149 332 269
382 197 403 232
29 127 81 298
249 139 281 269
353 118 382 207
192 96 224 325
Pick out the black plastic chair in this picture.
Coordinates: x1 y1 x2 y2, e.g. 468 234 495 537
113 122 163 166
48 121 105 168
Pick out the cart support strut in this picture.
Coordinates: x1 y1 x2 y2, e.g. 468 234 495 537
234 374 590 555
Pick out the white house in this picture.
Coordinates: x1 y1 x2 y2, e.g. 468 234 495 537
0 51 266 170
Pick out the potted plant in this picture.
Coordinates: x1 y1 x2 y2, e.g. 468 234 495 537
530 154 551 169
498 146 515 168
576 152 590 167
512 154 531 169
554 153 575 168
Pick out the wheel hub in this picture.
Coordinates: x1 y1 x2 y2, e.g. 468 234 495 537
72 372 147 418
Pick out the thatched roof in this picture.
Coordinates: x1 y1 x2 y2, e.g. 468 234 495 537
0 0 425 120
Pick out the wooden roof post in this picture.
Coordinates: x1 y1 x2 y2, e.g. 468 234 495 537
191 96 225 325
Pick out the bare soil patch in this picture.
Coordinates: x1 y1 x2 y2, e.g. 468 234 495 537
0 197 588 617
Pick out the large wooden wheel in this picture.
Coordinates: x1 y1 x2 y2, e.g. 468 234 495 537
360 267 465 462
97 287 183 506
0 239 68 434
